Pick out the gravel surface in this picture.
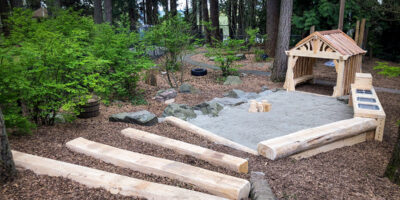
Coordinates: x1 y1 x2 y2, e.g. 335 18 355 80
2 59 400 200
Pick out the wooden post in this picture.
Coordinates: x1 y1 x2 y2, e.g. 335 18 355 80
357 18 366 47
333 59 345 97
355 20 360 44
310 25 315 34
283 55 298 91
338 0 345 30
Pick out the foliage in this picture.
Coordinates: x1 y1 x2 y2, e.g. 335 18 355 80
208 38 246 77
0 9 151 134
145 16 194 88
374 62 400 77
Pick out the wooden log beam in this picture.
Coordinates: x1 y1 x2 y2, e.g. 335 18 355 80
164 116 258 155
257 117 377 160
12 151 226 200
66 137 250 200
293 75 314 87
121 128 248 173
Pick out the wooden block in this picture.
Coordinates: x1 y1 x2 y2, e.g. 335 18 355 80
257 117 377 160
66 137 250 200
256 102 264 112
121 128 248 174
291 132 367 160
12 151 226 200
165 116 258 155
354 73 372 89
261 100 271 112
248 100 257 113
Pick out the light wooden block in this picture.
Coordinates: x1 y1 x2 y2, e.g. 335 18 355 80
354 73 372 90
261 100 271 112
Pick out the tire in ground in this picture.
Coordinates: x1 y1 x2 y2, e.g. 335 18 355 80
191 68 207 76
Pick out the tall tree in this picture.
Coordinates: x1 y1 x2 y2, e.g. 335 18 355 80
271 0 293 82
160 0 169 15
0 108 17 183
170 0 177 16
237 0 245 38
265 0 280 56
0 0 11 36
249 0 257 29
94 0 103 24
191 0 198 33
145 0 153 24
128 0 139 30
231 0 238 38
210 0 220 41
104 0 112 24
201 0 210 43
10 0 23 8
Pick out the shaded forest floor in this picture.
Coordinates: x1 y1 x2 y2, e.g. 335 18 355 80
1 54 400 200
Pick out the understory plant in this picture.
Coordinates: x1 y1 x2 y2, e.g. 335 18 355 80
145 16 194 88
0 9 151 133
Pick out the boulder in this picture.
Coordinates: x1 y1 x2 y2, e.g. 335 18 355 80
194 102 223 117
261 86 269 92
209 56 216 61
235 54 246 61
210 97 247 106
250 171 277 200
155 89 177 102
179 83 196 94
223 76 242 85
162 104 197 120
109 110 158 126
223 89 246 99
337 95 349 104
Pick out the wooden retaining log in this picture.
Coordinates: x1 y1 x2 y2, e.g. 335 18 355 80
257 117 377 160
12 151 227 200
164 116 258 155
66 137 250 200
121 128 248 173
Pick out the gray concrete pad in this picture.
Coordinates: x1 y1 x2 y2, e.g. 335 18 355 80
188 90 354 150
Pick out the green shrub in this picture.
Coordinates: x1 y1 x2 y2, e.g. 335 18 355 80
0 9 151 133
374 62 400 77
208 38 246 77
145 16 194 88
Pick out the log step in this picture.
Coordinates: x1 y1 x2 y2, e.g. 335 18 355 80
164 116 258 155
121 128 248 173
258 117 377 160
66 137 250 200
12 150 226 200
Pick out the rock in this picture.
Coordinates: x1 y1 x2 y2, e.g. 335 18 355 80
209 56 216 61
162 104 197 120
246 92 260 99
337 95 349 104
223 76 242 85
235 53 246 60
210 97 247 106
109 110 158 126
194 102 223 117
261 86 269 92
250 171 277 200
179 83 196 94
54 113 66 123
164 98 175 104
223 89 246 99
155 88 177 102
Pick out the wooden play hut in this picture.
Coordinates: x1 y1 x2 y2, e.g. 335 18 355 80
283 29 366 97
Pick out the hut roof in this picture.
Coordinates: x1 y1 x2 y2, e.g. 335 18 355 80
33 7 48 18
293 29 366 56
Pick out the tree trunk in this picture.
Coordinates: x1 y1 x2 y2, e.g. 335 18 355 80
227 0 232 37
385 126 400 185
145 0 153 24
0 108 17 183
210 0 220 41
249 0 256 29
10 0 23 8
104 0 112 24
201 0 210 43
94 0 103 24
231 0 238 38
152 0 159 24
191 0 198 33
265 0 280 57
237 0 245 39
0 0 11 36
128 0 138 30
271 0 292 82
185 0 189 19
170 0 177 16
160 0 168 15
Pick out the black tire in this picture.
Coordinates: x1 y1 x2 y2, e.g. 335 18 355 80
191 68 207 76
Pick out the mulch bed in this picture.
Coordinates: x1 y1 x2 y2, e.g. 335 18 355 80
2 60 400 200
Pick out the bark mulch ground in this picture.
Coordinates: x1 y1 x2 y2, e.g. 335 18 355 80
2 62 400 200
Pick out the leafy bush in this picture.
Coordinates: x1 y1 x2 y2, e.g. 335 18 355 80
0 9 151 133
374 62 400 77
207 38 246 77
145 16 194 88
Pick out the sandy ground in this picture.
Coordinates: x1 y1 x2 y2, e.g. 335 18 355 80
2 57 400 200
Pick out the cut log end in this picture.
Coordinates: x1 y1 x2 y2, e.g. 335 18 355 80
238 161 249 174
257 143 277 160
